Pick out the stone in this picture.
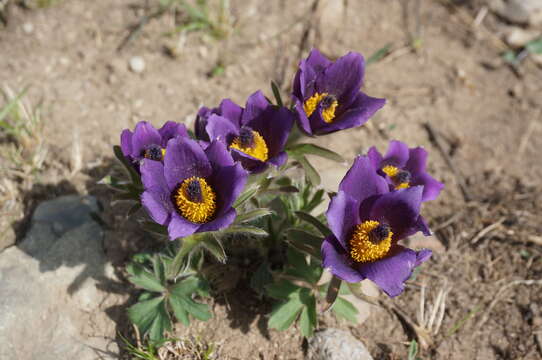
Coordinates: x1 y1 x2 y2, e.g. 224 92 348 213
505 27 541 48
0 195 123 360
307 328 373 360
129 56 145 73
491 0 542 26
403 233 446 254
22 22 34 34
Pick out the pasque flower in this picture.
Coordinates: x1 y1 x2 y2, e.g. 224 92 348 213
321 156 432 297
121 121 188 164
140 137 247 240
368 140 444 202
200 91 294 173
292 49 386 135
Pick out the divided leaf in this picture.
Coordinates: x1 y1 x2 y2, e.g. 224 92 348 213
126 263 166 293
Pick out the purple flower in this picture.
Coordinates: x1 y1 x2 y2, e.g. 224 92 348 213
121 121 189 165
140 137 247 240
368 140 444 202
321 156 431 297
291 49 386 136
200 91 294 173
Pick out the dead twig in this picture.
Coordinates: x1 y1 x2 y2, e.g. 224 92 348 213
297 0 321 61
518 110 541 157
470 217 506 245
423 122 472 202
117 6 169 52
477 279 542 330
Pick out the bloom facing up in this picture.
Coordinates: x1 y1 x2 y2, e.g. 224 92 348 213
121 121 188 164
368 140 444 202
202 91 294 173
292 49 386 136
140 137 247 240
321 156 431 297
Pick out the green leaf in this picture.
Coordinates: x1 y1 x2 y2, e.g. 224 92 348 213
526 37 542 54
288 143 344 162
233 187 259 208
0 86 29 124
295 211 331 237
285 248 321 284
169 277 212 325
250 262 273 295
296 156 321 186
332 297 359 323
323 276 341 312
152 254 166 285
148 301 172 341
166 233 206 280
126 263 166 293
270 81 284 107
268 291 304 331
200 234 226 263
408 340 418 360
287 229 322 259
169 294 190 326
127 296 165 336
141 221 168 235
113 145 141 186
266 280 300 300
299 290 317 338
304 189 325 213
502 50 519 66
366 43 392 65
220 225 268 237
234 208 274 224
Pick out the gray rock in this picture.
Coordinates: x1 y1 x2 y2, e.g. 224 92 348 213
307 328 373 360
0 195 122 360
129 56 146 73
491 0 542 26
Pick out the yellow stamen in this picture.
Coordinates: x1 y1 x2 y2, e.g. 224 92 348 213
173 177 216 223
349 220 393 263
303 92 339 123
381 165 410 190
161 148 166 158
230 130 269 162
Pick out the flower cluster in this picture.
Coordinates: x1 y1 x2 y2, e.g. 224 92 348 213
117 48 443 304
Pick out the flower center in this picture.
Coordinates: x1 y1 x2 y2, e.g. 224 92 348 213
229 128 269 162
143 144 166 161
303 92 339 123
381 165 411 190
173 177 216 223
349 220 393 263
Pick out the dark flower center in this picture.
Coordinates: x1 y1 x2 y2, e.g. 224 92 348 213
143 144 164 161
394 170 412 185
186 178 203 203
239 127 255 148
320 94 337 109
369 223 390 244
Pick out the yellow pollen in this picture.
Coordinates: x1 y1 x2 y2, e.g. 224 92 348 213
303 92 339 123
381 165 410 190
173 177 216 223
161 148 166 158
229 130 269 162
349 220 393 263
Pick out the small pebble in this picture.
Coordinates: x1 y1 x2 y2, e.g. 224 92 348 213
129 56 145 73
22 23 34 34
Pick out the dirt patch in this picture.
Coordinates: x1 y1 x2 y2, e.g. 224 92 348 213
1 0 541 359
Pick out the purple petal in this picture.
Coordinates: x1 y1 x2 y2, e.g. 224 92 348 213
131 121 162 157
204 140 235 168
205 114 239 143
120 129 133 158
141 190 172 225
416 215 432 236
317 52 364 108
242 91 269 125
383 140 409 168
294 101 313 135
339 156 388 203
356 245 418 297
415 249 432 266
218 99 243 123
247 106 294 157
414 173 444 202
268 152 288 168
321 236 365 283
168 212 200 240
210 163 247 212
369 186 424 240
198 208 237 233
230 148 267 173
158 121 188 146
195 107 212 141
367 146 383 169
315 92 386 135
405 147 428 174
163 137 212 189
305 48 333 72
326 191 360 249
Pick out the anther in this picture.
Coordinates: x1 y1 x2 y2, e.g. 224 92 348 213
320 94 337 109
144 145 163 161
369 223 390 244
394 170 412 184
186 179 203 203
239 127 255 148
